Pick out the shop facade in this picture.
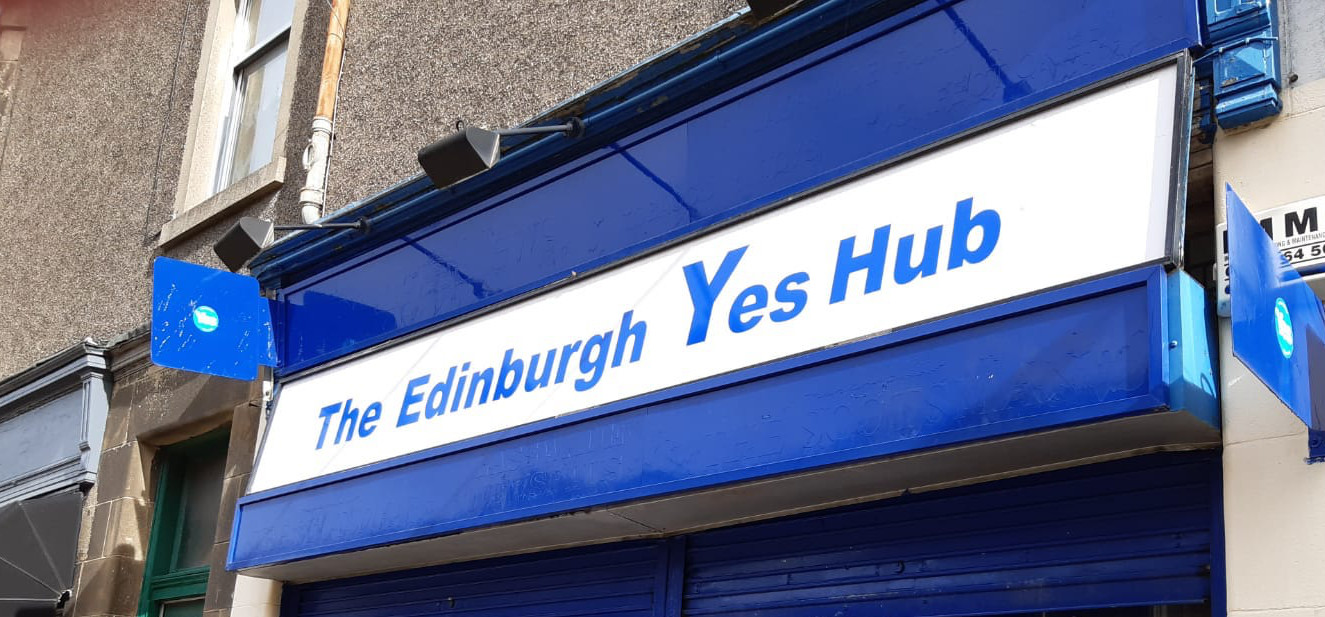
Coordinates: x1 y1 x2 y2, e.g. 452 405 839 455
0 342 110 617
224 1 1278 615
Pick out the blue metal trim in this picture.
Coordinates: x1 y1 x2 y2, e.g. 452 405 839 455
226 478 244 568
229 266 1180 570
242 265 1163 507
650 542 669 617
1154 266 1174 407
277 578 300 617
659 537 686 617
1209 452 1227 617
233 395 1165 569
256 0 1202 373
1167 270 1221 427
1199 0 1282 129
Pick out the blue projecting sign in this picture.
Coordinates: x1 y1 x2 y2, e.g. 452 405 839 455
151 257 276 381
1227 185 1325 459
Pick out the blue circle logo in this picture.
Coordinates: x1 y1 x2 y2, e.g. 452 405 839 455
192 305 219 333
1274 297 1293 358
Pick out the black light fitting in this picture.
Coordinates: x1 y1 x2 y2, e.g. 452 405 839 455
747 0 801 19
214 216 368 272
417 118 585 191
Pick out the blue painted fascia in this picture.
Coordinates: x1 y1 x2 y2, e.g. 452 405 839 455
1167 270 1220 428
228 265 1203 571
244 265 1170 509
249 0 1203 293
1208 451 1228 616
1309 430 1325 463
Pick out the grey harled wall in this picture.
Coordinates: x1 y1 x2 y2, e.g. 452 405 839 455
325 0 744 210
0 0 743 380
0 0 210 378
0 0 344 380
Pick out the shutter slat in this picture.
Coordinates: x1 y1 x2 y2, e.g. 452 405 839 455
683 452 1215 617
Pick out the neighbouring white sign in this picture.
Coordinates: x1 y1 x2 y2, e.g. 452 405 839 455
250 65 1179 492
1216 195 1325 316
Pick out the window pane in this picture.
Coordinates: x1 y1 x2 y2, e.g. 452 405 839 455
160 598 204 617
174 448 226 570
237 0 294 52
225 43 287 187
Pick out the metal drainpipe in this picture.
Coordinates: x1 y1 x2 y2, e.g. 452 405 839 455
299 0 350 224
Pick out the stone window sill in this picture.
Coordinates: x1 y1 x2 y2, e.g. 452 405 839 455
158 158 286 248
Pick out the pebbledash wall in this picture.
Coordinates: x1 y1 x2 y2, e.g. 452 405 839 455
218 1 1317 616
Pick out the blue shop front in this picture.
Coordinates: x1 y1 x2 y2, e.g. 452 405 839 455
230 1 1230 615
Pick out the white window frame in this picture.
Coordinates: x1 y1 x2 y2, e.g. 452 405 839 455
214 0 293 193
161 0 308 248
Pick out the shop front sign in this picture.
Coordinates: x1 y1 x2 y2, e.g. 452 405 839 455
251 64 1182 492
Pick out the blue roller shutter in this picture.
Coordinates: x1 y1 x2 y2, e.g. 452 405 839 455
286 541 664 617
683 452 1217 617
286 452 1216 617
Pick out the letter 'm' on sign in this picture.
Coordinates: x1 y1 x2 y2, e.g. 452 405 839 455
1285 208 1317 238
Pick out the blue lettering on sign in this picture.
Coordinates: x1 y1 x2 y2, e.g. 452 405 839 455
683 246 747 345
370 310 650 447
310 198 1001 450
771 272 809 322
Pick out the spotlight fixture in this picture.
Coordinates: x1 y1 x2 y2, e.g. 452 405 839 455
214 216 367 272
417 118 585 190
747 0 800 19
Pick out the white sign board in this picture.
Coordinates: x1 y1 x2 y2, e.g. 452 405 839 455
251 65 1180 493
1216 195 1325 316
